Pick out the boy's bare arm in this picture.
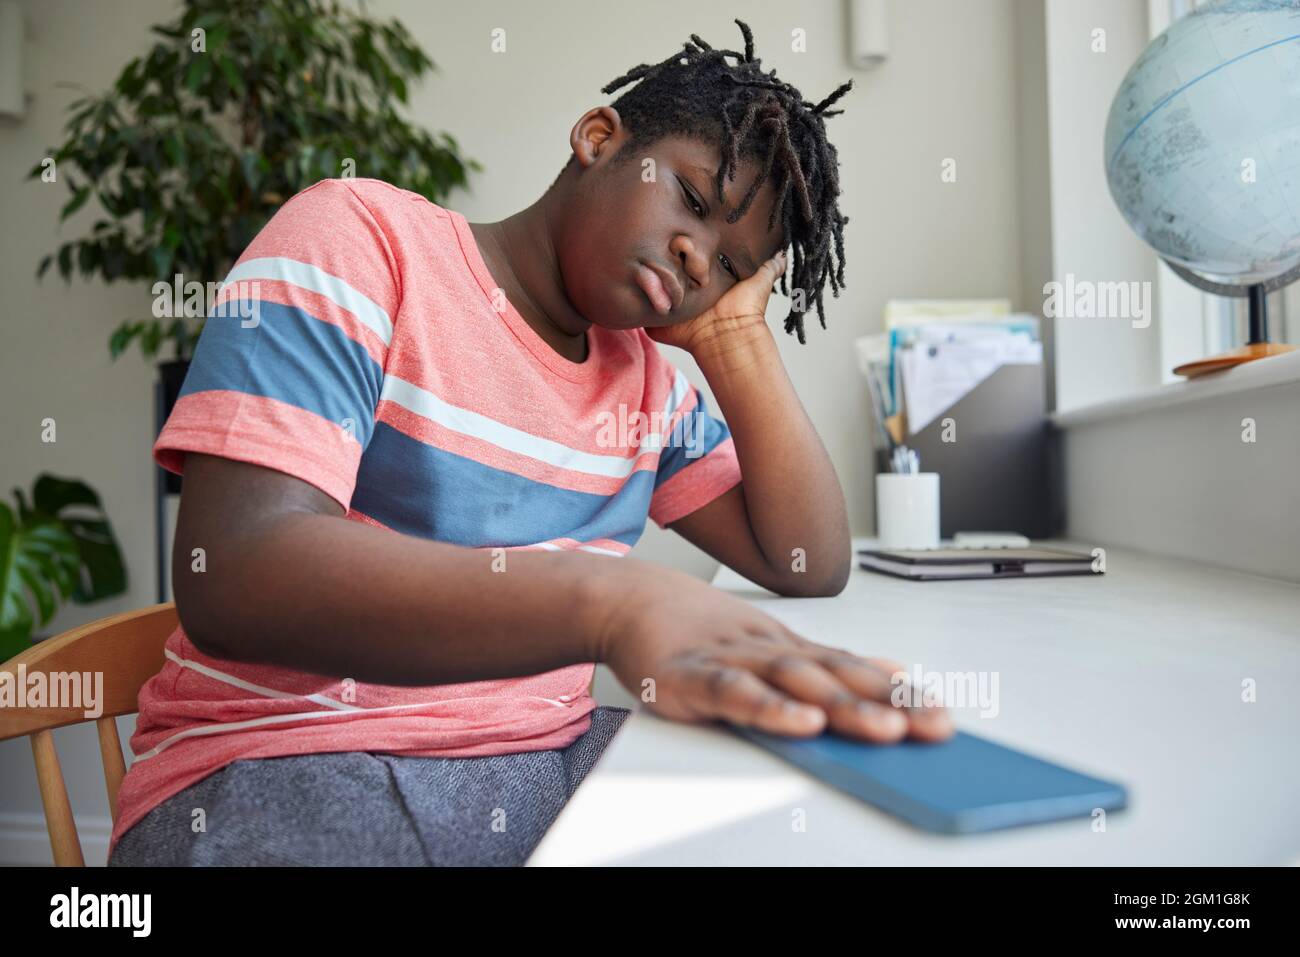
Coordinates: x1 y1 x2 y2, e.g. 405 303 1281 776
173 452 950 743
170 452 946 743
652 254 853 598
172 452 616 685
668 320 851 598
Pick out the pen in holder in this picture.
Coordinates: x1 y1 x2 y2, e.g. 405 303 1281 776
876 446 940 549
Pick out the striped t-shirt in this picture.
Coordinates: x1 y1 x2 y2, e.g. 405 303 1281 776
110 177 743 854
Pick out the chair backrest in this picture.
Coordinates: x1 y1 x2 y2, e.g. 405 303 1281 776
0 602 177 866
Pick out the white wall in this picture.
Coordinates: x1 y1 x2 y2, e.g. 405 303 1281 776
1059 353 1300 583
1044 0 1163 413
0 0 1030 863
390 0 1029 562
1015 0 1056 408
0 0 179 866
1046 0 1300 586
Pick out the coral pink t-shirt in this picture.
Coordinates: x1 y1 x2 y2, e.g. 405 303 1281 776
110 177 743 854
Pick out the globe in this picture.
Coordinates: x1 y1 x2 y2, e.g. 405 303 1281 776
1105 0 1300 292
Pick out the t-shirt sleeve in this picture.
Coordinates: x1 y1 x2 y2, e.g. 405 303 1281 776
648 366 744 528
153 178 399 512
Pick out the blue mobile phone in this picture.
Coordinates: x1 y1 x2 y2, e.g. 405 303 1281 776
734 727 1128 834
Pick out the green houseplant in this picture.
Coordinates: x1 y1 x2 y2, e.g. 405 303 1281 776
29 0 480 367
0 475 128 662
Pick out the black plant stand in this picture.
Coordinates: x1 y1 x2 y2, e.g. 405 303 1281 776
154 379 168 604
153 360 190 604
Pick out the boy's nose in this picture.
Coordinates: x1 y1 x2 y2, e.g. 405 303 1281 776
669 239 710 294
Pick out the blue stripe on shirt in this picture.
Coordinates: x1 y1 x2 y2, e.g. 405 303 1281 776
179 302 385 447
352 421 654 547
653 389 733 490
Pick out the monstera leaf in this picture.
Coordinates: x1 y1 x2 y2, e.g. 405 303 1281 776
17 475 128 602
0 475 128 661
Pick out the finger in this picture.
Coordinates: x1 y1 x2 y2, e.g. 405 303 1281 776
853 657 956 742
783 641 902 703
777 626 888 662
761 250 787 289
904 704 956 741
734 250 786 295
817 654 897 706
681 663 827 737
762 655 908 743
790 645 952 742
862 656 908 676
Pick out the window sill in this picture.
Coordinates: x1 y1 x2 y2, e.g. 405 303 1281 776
1051 349 1300 429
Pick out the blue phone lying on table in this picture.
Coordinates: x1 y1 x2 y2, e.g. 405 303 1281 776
734 727 1128 834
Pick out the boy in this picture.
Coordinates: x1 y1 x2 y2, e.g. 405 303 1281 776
108 19 952 867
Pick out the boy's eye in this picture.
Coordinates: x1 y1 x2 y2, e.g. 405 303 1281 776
678 177 739 279
679 178 706 218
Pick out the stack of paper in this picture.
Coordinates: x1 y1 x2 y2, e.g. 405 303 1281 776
854 300 1042 441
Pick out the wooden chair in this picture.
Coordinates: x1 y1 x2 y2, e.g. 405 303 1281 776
0 603 177 866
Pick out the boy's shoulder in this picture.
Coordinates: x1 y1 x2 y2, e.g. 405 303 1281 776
287 176 451 219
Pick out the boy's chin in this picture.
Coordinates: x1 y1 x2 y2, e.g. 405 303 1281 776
582 314 634 332
589 307 664 333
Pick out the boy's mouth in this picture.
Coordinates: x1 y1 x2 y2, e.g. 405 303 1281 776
634 261 682 316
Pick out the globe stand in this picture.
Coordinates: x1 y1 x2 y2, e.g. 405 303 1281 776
1165 262 1300 379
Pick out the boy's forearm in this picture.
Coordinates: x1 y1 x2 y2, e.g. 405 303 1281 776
177 511 648 685
692 321 852 590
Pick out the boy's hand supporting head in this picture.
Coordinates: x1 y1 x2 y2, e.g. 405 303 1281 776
645 249 786 354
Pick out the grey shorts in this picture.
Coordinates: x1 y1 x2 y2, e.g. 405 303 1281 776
108 705 629 867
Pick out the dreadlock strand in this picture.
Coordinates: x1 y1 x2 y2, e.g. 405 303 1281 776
727 130 777 222
812 79 854 115
733 18 755 61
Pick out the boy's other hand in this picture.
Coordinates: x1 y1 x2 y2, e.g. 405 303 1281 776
595 565 954 743
646 250 786 354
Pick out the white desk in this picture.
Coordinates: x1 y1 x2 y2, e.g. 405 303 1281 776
531 539 1300 865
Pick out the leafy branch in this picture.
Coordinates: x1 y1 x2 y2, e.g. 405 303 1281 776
29 0 481 364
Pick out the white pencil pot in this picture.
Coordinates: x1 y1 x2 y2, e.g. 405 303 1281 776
875 473 941 549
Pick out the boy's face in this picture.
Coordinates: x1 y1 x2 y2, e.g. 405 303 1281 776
559 109 786 334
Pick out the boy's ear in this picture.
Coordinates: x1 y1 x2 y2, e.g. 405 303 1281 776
569 107 624 169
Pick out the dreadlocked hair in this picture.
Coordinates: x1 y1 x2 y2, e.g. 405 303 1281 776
589 18 851 343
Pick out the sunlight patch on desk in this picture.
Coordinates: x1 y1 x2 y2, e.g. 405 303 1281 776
529 773 810 865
